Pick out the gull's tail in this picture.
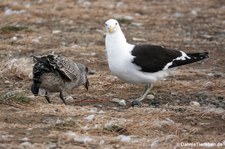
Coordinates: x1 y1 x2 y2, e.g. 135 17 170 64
169 52 209 68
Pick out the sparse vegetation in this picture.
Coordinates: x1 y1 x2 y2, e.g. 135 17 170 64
0 92 31 104
117 18 132 24
0 26 29 33
0 0 224 149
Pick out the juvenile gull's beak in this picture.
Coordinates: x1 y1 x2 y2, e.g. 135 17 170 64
109 26 114 33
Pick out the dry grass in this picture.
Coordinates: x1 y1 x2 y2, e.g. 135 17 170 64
0 0 225 148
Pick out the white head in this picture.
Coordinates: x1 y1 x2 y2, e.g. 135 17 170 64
105 19 121 34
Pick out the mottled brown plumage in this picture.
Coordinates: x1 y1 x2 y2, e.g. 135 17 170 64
31 53 89 104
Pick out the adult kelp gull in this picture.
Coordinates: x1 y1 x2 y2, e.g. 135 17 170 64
105 19 209 106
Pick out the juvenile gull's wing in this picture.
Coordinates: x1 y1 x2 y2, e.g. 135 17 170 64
47 54 80 81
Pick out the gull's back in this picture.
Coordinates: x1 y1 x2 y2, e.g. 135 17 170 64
31 54 87 94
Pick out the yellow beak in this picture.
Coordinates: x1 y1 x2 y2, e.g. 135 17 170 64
109 26 114 33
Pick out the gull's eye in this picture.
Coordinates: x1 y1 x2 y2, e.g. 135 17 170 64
105 23 107 27
115 22 118 25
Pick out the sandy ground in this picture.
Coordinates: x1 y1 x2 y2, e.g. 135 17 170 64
0 0 225 148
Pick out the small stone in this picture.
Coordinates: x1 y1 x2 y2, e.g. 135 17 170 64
207 73 214 76
182 129 188 133
4 80 10 84
88 69 96 75
123 16 133 20
99 140 105 145
32 38 40 44
171 92 178 96
71 44 80 48
27 128 33 131
196 91 210 99
90 108 98 113
24 2 31 8
200 34 213 41
153 118 175 127
117 135 131 142
131 22 143 27
46 143 57 149
118 100 126 106
104 121 115 129
66 96 74 102
173 12 184 18
132 37 146 42
190 101 200 107
111 98 127 106
80 52 96 56
111 98 120 103
191 10 198 16
38 88 47 96
10 36 17 41
204 81 215 88
28 72 33 79
223 140 225 146
147 94 155 100
213 107 225 114
84 114 95 121
19 142 32 148
52 30 61 34
21 137 29 142
104 122 126 133
98 110 105 114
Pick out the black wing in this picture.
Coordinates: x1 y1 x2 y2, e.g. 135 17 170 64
131 44 208 73
131 45 182 72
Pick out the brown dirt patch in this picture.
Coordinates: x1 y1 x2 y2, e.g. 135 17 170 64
0 0 225 148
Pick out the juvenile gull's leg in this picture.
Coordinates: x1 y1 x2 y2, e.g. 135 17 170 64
44 91 51 103
59 91 67 105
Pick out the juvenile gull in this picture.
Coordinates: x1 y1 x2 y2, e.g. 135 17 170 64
105 19 209 106
31 53 89 104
